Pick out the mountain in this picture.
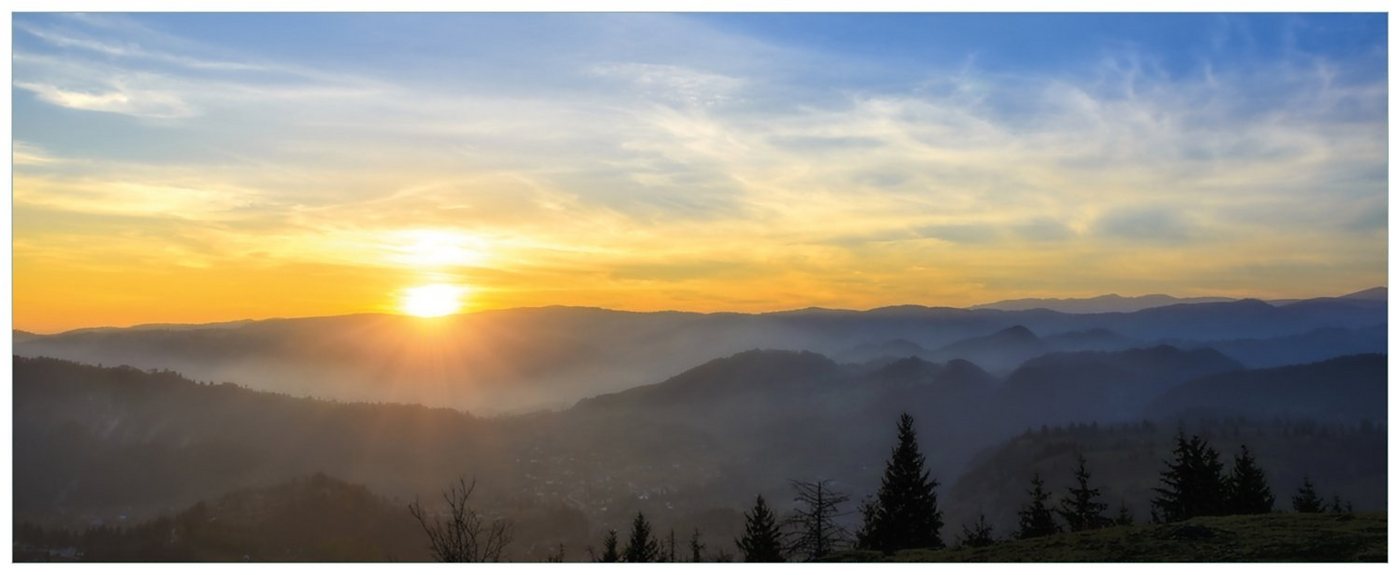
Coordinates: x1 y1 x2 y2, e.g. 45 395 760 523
996 346 1244 426
1341 286 1387 301
1177 324 1387 369
16 474 428 562
972 294 1235 313
1147 354 1387 423
14 295 1384 413
941 420 1387 538
925 325 1048 372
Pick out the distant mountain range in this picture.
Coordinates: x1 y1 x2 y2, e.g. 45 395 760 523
973 286 1385 313
11 288 1386 413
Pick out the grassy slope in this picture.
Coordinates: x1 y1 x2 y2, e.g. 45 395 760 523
833 513 1386 562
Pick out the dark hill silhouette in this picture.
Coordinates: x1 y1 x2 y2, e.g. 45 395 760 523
926 325 1047 372
14 474 427 561
1340 286 1387 301
13 290 1384 412
1176 324 1386 369
972 293 1235 313
1147 354 1387 422
996 346 1243 426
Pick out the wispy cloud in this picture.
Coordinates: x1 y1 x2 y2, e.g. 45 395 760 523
11 13 1388 329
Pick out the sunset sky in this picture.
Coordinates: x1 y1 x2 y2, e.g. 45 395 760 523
12 13 1388 333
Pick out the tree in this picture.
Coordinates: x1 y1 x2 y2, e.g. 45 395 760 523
688 528 706 562
1115 500 1134 526
784 479 849 561
596 530 621 562
407 477 512 562
736 495 784 562
1225 444 1274 514
1017 473 1059 539
623 512 660 562
1151 433 1228 522
1057 453 1109 532
958 514 995 548
665 528 677 562
1292 478 1325 513
856 413 944 553
544 543 566 562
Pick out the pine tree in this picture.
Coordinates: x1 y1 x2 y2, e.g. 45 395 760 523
1225 444 1274 514
736 495 784 562
1016 473 1059 539
784 480 849 561
1292 478 1325 513
597 530 621 562
623 512 660 562
666 528 676 562
1151 432 1228 522
688 528 706 562
1115 500 1134 526
1056 453 1109 532
958 514 995 548
855 412 944 553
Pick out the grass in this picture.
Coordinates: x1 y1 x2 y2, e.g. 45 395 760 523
830 513 1386 562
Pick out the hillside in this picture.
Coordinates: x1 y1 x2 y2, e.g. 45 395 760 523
13 292 1385 413
834 513 1386 562
14 474 428 562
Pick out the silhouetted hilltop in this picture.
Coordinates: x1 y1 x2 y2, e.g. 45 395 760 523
14 292 1384 412
14 473 427 562
1180 325 1386 369
1149 354 1387 422
575 349 843 409
996 346 1243 425
973 293 1235 313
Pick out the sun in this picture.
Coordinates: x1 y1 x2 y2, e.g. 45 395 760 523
400 284 467 317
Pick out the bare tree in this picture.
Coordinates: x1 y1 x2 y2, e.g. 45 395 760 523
784 479 850 561
408 477 513 562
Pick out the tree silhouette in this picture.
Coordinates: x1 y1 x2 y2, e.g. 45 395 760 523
1057 453 1109 532
1115 500 1134 526
623 512 660 562
958 514 995 548
736 495 785 562
1151 433 1228 522
856 412 944 553
784 479 849 561
407 477 512 562
1292 478 1325 513
688 528 706 562
1225 444 1274 514
1016 473 1059 539
595 530 621 562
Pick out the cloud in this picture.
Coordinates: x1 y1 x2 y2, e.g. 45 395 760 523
15 81 196 118
1093 207 1194 243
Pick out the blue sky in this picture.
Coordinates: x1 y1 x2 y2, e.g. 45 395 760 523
10 13 1390 330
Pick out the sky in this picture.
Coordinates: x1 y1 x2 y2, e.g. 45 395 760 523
11 13 1389 332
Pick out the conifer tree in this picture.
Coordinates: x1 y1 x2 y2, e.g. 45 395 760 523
597 530 621 562
1016 473 1059 539
785 480 849 561
623 512 660 562
1292 478 1325 513
1115 500 1134 526
1225 444 1274 514
855 412 943 553
736 495 784 562
958 514 995 548
1057 454 1109 531
1151 432 1228 522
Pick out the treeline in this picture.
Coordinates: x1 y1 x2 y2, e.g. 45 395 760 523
552 413 1358 562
